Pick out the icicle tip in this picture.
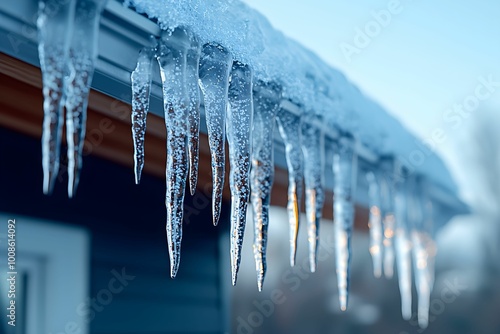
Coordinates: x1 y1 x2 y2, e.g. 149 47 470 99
189 182 196 196
339 294 348 312
231 274 237 286
257 279 264 292
170 262 179 279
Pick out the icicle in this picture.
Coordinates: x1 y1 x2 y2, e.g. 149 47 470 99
227 61 253 286
276 110 304 267
395 224 413 321
198 43 233 226
156 27 192 278
412 229 436 329
131 37 156 184
380 158 396 279
409 178 436 329
186 34 201 195
37 0 76 195
394 167 412 321
301 120 324 273
412 231 431 329
64 0 108 198
332 135 358 311
366 171 383 278
251 81 282 291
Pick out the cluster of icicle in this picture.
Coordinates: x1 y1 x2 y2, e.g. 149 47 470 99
366 159 437 328
130 27 350 291
37 0 108 197
37 5 437 325
129 25 436 327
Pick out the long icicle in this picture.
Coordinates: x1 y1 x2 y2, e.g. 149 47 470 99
186 34 201 195
65 0 108 198
380 158 396 279
37 0 76 195
251 81 282 291
394 166 412 321
131 37 156 184
198 43 232 226
301 120 324 273
333 135 358 311
412 230 431 329
276 110 304 267
421 198 436 329
366 171 383 278
157 27 191 278
409 177 436 329
227 61 253 286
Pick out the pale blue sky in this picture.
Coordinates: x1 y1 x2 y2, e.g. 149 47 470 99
243 0 500 148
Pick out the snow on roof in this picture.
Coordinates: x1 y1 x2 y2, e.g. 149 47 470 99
125 0 457 194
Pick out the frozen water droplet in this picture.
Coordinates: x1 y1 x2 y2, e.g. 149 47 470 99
251 81 282 291
199 42 233 226
276 110 304 267
301 120 324 273
227 61 253 285
332 135 358 311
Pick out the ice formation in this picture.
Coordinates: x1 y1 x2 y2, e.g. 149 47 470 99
65 0 108 197
394 166 412 320
301 120 324 273
38 0 107 196
366 171 383 278
186 34 202 195
380 158 396 279
251 81 282 291
276 110 304 267
408 177 436 329
33 0 458 326
131 37 156 184
199 43 233 226
227 61 253 285
156 27 192 278
332 135 358 311
38 0 75 195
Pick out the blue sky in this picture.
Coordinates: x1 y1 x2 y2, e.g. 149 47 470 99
243 0 500 151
